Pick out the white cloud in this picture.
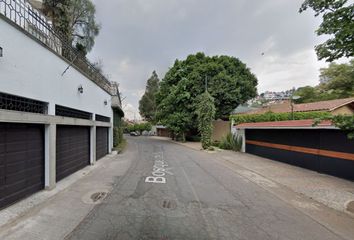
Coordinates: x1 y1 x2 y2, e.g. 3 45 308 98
122 103 141 120
89 0 350 119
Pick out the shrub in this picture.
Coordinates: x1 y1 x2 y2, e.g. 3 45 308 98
230 111 331 124
219 133 243 151
113 126 124 147
314 115 354 139
186 135 201 142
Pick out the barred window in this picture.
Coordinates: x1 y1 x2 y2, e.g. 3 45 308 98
0 92 47 114
55 105 92 120
96 114 111 123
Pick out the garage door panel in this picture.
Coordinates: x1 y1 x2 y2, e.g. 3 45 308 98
96 127 108 161
5 187 30 206
26 164 44 176
5 180 28 196
57 159 86 173
0 123 44 210
6 162 27 175
5 170 29 184
0 186 5 198
5 151 27 165
6 142 28 153
0 153 5 165
56 125 90 182
0 142 5 152
0 175 5 187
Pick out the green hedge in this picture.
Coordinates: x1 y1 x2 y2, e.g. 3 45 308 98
230 111 331 124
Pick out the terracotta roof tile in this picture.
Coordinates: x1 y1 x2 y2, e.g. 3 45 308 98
294 97 354 112
238 97 354 115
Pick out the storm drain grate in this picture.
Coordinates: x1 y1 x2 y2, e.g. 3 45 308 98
161 199 177 210
91 192 107 202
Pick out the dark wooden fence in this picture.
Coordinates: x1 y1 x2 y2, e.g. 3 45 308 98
246 129 354 181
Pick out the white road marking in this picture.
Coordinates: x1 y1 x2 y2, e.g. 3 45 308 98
145 152 173 184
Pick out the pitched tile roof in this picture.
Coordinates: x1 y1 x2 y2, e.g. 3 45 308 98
238 97 354 115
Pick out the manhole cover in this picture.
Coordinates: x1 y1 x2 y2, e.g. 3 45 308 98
82 189 110 205
347 201 354 213
160 199 177 210
91 192 107 202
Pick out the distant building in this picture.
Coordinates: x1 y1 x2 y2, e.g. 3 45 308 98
262 89 295 101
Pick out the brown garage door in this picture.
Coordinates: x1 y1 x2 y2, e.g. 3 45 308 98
56 125 90 181
96 127 109 160
0 123 44 209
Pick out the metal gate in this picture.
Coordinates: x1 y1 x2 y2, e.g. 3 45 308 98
0 123 44 209
56 125 90 181
96 127 108 160
246 129 354 180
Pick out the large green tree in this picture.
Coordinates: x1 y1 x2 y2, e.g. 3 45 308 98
299 0 354 62
294 60 354 103
139 71 160 122
156 52 257 136
43 0 100 54
321 59 354 96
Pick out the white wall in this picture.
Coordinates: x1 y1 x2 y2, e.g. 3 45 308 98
0 18 113 119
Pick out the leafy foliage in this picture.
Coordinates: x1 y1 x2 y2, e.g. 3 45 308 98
314 115 354 139
230 111 331 124
139 71 160 122
113 127 123 147
43 0 71 39
196 92 216 149
294 60 354 103
43 0 100 54
299 0 354 62
218 133 243 152
127 123 152 133
156 52 258 137
331 115 354 139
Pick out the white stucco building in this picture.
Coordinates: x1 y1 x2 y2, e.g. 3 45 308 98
0 0 124 209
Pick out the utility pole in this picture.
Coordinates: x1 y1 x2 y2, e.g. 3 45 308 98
205 76 208 92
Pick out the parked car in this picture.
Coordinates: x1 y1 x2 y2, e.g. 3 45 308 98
130 131 140 136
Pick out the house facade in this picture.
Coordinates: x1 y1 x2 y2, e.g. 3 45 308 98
0 0 123 209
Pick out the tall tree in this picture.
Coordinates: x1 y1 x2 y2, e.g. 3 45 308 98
299 0 354 62
321 59 354 96
294 60 354 103
43 0 71 39
156 52 258 136
43 0 100 54
69 0 100 54
139 71 160 122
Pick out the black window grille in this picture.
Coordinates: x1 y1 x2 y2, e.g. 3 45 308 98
55 105 92 120
0 92 47 114
95 114 111 123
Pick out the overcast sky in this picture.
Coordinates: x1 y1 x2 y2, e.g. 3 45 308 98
89 0 331 120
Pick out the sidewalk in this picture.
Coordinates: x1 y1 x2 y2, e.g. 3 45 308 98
175 140 354 218
0 150 133 240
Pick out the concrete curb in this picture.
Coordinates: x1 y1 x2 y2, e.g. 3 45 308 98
0 152 119 231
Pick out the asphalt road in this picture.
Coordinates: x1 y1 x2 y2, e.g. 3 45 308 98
67 137 345 240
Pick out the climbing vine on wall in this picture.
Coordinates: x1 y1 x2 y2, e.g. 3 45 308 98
196 92 216 149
